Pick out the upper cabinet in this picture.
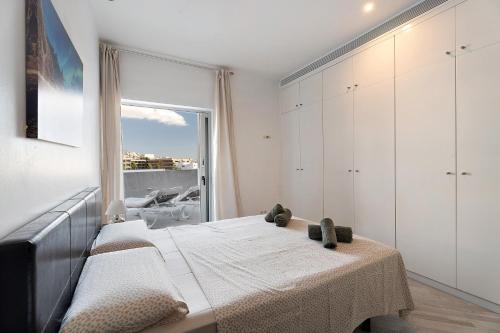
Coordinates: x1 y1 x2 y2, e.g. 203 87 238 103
353 37 394 88
280 72 323 113
456 0 500 53
279 82 300 113
396 9 455 76
298 72 323 106
323 58 353 100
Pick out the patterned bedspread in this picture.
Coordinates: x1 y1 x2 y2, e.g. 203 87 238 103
168 215 414 333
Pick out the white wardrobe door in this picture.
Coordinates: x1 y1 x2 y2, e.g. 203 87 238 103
280 83 299 113
456 0 500 53
457 43 500 304
323 93 354 228
353 38 395 247
323 58 353 100
395 9 457 287
299 72 323 106
354 79 395 247
280 110 301 211
299 102 324 221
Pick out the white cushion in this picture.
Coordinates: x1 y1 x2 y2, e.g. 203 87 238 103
60 247 189 333
91 220 154 255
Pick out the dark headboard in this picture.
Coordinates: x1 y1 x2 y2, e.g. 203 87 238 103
0 187 102 333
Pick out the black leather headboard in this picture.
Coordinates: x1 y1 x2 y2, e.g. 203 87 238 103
0 187 102 333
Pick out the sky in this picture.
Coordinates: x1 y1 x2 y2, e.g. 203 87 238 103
121 105 199 160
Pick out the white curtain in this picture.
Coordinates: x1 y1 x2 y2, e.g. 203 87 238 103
99 44 124 214
213 69 242 220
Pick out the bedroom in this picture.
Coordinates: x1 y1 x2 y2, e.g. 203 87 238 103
0 0 499 332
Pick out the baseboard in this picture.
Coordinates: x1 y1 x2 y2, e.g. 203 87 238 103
407 271 500 314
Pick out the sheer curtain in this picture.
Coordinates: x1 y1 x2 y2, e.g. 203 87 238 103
99 44 124 215
213 69 242 220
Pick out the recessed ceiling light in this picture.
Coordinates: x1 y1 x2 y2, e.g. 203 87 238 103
363 2 375 13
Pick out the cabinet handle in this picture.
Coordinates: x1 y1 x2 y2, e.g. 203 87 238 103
446 171 455 175
460 45 467 50
295 104 298 107
300 168 304 171
461 172 471 176
348 169 352 172
347 86 351 90
300 103 303 106
354 84 359 88
355 170 360 173
445 51 451 55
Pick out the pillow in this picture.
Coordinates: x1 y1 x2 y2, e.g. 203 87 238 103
91 220 154 255
60 247 189 333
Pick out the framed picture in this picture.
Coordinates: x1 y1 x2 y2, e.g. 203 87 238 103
26 0 83 147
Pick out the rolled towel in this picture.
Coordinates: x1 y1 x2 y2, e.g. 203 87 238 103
275 208 292 227
321 218 337 249
335 226 353 243
308 224 322 240
265 212 274 223
265 203 285 222
274 214 288 227
283 208 292 220
272 203 285 217
308 224 354 243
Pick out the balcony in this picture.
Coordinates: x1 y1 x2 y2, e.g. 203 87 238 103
124 169 201 228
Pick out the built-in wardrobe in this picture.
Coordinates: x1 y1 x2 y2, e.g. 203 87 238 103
279 0 500 307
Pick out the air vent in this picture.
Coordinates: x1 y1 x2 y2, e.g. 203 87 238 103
280 0 449 86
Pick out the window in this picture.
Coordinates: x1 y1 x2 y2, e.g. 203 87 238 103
121 100 211 228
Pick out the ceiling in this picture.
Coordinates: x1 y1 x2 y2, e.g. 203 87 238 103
89 0 423 79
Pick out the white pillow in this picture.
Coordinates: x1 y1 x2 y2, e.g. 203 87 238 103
60 247 189 333
91 220 154 255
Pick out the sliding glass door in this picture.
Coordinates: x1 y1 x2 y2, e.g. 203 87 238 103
121 100 211 228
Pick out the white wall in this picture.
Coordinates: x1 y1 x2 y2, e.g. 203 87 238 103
0 0 101 238
120 52 214 109
231 70 281 216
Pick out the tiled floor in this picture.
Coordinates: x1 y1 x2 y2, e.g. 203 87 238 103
356 279 500 332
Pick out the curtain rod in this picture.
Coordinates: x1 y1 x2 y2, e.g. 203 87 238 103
111 44 234 74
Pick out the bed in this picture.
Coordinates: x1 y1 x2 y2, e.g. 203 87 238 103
144 215 414 333
0 190 413 333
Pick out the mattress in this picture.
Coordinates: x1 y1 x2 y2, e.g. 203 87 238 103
143 215 414 333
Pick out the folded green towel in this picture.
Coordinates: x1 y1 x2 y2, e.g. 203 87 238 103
321 218 337 249
275 208 292 227
265 203 285 223
335 226 353 243
308 224 322 240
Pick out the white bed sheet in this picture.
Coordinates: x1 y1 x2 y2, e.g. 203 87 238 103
141 229 217 333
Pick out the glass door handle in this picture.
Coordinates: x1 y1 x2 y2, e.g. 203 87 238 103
201 176 206 186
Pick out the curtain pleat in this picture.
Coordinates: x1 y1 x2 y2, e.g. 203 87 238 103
99 44 124 218
213 69 242 220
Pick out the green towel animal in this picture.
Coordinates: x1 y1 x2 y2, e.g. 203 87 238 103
265 203 285 222
275 208 292 227
320 218 337 249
